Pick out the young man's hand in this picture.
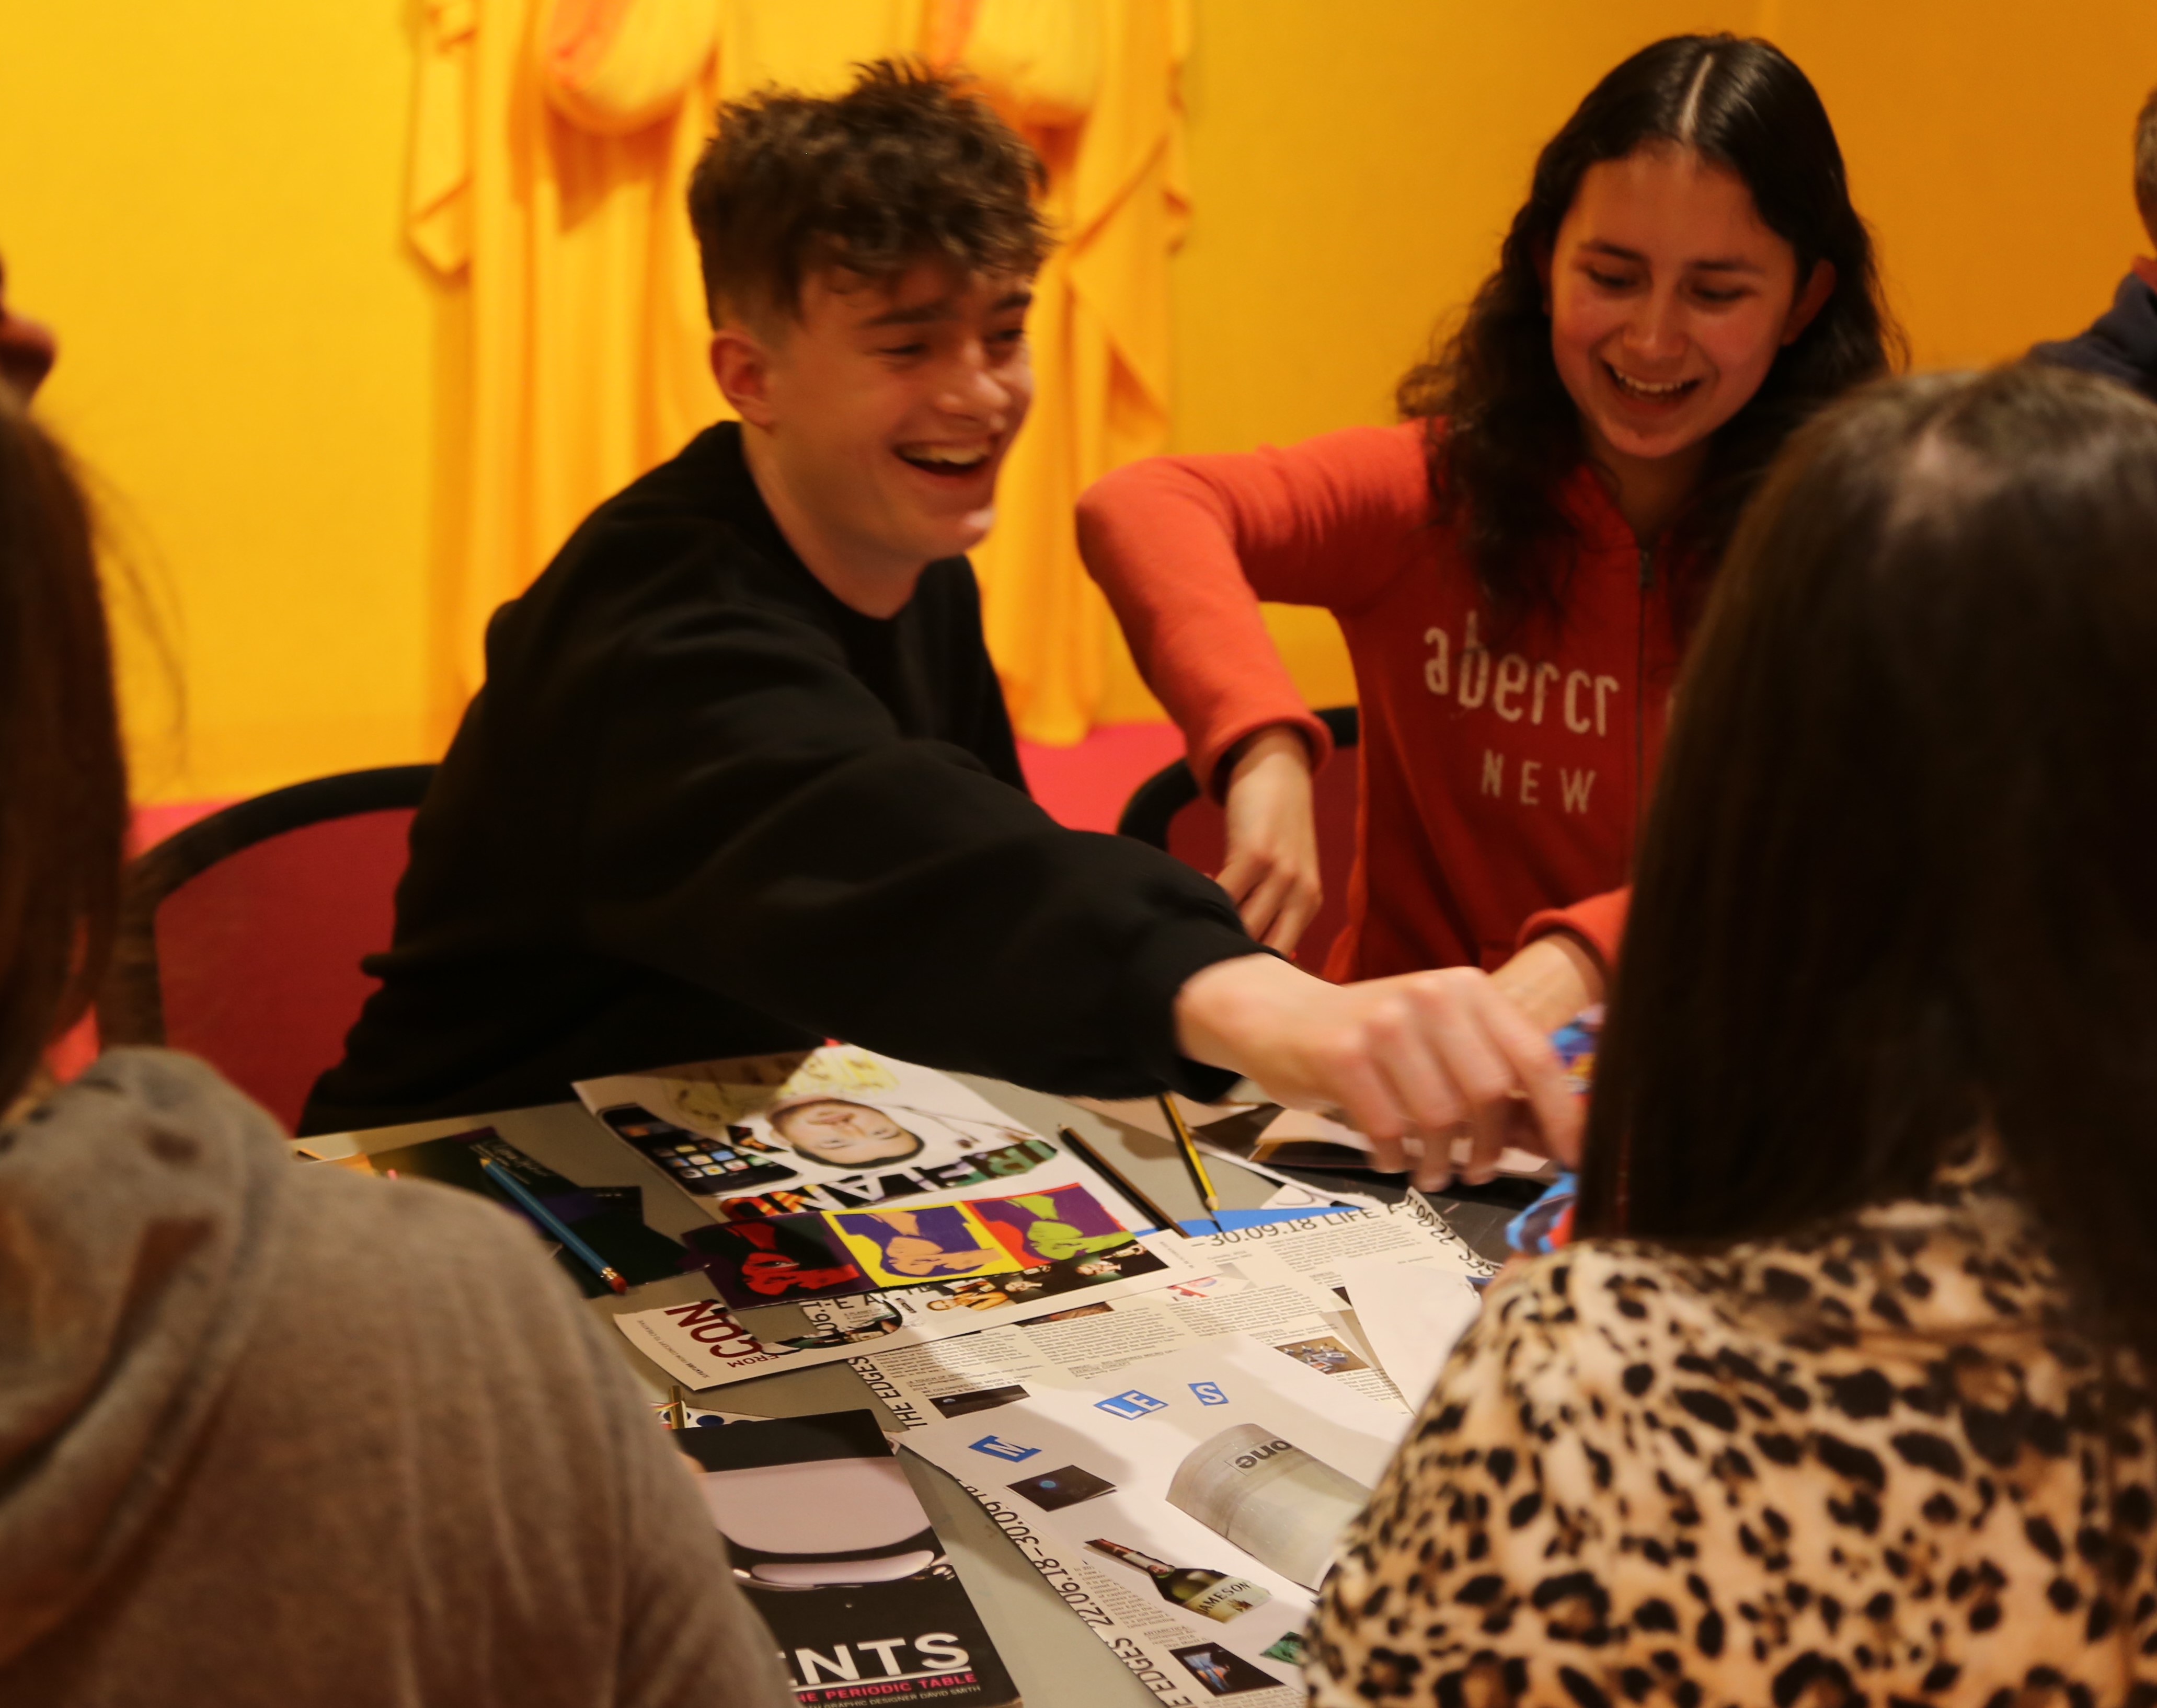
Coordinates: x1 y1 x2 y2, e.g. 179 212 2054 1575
1213 725 1322 955
1173 954 1584 1190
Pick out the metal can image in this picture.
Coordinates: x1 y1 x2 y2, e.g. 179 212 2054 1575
1165 1423 1371 1589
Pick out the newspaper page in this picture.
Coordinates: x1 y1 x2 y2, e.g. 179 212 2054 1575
614 1232 1197 1390
900 1337 1407 1707
851 1241 1409 1427
575 1045 1152 1228
1180 1195 1496 1295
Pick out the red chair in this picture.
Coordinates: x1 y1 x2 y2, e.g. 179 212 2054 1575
1117 707 1360 974
96 766 435 1132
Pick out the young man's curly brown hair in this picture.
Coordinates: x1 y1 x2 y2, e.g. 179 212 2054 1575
687 59 1050 329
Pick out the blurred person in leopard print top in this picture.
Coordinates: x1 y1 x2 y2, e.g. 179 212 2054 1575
1311 364 2157 1708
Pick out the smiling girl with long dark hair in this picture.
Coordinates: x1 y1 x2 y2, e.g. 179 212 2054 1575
1081 34 1899 1182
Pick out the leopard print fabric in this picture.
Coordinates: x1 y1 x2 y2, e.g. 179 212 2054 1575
1308 1148 2157 1707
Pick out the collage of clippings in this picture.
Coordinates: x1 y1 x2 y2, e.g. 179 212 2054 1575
578 1048 1209 1390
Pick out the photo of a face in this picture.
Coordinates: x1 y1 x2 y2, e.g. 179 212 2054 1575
768 1099 926 1169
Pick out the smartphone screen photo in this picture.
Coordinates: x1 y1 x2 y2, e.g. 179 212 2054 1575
601 1104 801 1194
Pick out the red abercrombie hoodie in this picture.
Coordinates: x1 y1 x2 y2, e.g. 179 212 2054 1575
1079 421 1670 981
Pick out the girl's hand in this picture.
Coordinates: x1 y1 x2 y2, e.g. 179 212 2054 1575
1214 725 1322 954
1173 954 1583 1187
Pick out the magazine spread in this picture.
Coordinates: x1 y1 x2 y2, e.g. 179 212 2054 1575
575 1046 1150 1227
613 1230 1196 1390
900 1338 1407 1706
848 1202 1490 1432
852 1242 1410 1426
681 1409 1020 1708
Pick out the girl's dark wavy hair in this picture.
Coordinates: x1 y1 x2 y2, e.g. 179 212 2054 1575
1399 34 1903 631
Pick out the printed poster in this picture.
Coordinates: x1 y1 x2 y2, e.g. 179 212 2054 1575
851 1242 1413 1428
577 1046 1137 1222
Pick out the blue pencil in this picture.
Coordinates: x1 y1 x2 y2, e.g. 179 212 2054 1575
479 1156 629 1295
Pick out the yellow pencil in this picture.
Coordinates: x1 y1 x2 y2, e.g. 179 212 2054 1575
1156 1093 1221 1213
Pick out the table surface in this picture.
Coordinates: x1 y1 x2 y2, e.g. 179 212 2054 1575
337 1080 1523 1708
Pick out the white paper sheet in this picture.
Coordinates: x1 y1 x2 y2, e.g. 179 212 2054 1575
1334 1255 1482 1414
1211 1149 1391 1212
1258 1178 1366 1213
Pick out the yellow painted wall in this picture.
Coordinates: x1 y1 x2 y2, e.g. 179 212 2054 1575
1765 0 2157 368
0 0 442 803
4 2 2155 793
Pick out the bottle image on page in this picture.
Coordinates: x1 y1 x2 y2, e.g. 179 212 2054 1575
1166 1424 1371 1590
1084 1538 1271 1622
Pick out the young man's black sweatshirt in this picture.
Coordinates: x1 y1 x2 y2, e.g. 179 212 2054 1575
302 423 1257 1134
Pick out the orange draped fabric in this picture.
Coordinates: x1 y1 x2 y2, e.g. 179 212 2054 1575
950 0 1191 744
407 0 1186 741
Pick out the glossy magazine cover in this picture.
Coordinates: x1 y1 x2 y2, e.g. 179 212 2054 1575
681 1410 1020 1708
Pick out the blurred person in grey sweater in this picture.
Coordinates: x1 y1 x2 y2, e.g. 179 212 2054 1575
0 317 788 1707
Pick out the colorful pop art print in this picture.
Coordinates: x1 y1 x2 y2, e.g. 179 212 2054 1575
826 1203 1033 1289
684 1216 868 1311
970 1185 1135 1265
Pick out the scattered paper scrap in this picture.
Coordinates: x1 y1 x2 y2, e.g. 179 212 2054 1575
1335 1255 1482 1414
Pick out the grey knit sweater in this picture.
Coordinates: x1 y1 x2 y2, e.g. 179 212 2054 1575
0 1048 790 1707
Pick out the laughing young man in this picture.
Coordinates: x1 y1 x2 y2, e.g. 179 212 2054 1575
305 65 1577 1167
